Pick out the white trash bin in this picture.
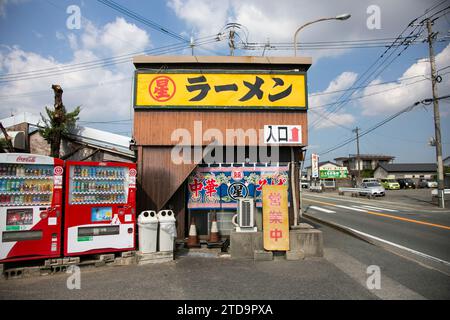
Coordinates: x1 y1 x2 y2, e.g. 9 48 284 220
157 210 176 252
138 210 158 253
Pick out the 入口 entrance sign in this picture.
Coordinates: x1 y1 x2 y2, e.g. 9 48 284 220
264 125 302 145
135 72 307 109
262 185 289 251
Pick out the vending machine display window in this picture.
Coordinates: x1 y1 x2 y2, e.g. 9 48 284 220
68 165 129 205
0 163 54 207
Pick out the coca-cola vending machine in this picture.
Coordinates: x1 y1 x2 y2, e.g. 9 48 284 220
0 153 64 263
63 160 136 256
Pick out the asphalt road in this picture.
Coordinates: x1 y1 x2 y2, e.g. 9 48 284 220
1 211 450 300
303 192 450 264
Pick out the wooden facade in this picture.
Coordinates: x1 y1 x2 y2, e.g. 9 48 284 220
133 56 312 239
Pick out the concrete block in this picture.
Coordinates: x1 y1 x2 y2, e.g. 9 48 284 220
137 251 173 265
289 229 323 257
98 254 115 262
230 231 265 259
286 250 305 261
254 250 273 261
121 251 136 258
23 267 41 277
95 260 106 267
114 256 138 266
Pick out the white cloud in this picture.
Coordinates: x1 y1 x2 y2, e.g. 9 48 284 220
0 17 152 130
167 0 440 60
308 71 358 129
360 43 450 116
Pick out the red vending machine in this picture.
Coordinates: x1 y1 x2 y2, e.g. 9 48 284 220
0 153 64 262
63 160 136 256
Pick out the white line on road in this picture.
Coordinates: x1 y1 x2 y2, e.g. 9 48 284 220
309 206 336 213
345 227 450 268
335 205 367 212
358 205 399 212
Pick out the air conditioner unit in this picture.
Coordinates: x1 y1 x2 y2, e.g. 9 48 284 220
236 198 257 232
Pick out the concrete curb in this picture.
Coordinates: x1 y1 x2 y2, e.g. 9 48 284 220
304 213 450 277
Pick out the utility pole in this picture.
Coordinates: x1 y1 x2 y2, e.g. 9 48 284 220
426 18 445 208
353 127 361 182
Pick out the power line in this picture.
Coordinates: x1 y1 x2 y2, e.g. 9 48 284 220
0 36 223 83
317 94 450 157
97 0 188 43
309 21 426 130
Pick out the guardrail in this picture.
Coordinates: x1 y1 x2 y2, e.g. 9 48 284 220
338 187 376 199
431 189 450 197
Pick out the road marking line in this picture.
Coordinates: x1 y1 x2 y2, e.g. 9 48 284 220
305 198 450 231
352 205 398 212
358 205 399 212
344 227 450 267
309 206 336 213
335 205 367 212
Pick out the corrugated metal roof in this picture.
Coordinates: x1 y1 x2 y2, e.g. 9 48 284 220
376 163 437 173
1 112 134 158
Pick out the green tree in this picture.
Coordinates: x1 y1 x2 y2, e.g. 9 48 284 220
40 85 81 158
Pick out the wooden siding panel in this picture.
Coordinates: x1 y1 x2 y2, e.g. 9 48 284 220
139 147 197 211
134 110 308 146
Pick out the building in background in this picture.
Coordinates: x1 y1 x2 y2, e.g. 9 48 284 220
373 163 437 182
305 161 350 189
0 112 135 162
335 154 394 178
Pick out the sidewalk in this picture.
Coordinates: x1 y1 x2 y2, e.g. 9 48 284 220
1 219 449 299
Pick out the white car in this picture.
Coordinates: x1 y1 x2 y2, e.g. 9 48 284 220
418 179 438 188
359 182 386 197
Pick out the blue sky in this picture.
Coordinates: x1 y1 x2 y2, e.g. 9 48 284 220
0 0 449 164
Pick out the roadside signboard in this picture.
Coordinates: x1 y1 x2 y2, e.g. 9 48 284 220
319 168 348 179
262 185 289 251
311 153 319 178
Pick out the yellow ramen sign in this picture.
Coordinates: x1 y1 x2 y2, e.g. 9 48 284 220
135 73 307 109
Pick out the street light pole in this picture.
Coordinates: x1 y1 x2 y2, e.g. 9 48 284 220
291 13 351 227
293 14 351 56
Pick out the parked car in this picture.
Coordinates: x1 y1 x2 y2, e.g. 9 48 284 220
418 179 438 188
380 179 400 190
397 178 416 189
359 181 386 197
300 180 309 189
362 178 379 183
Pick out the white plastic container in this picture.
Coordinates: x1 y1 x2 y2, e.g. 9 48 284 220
137 210 158 253
157 210 176 252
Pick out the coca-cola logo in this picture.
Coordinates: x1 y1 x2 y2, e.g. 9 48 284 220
16 156 36 163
